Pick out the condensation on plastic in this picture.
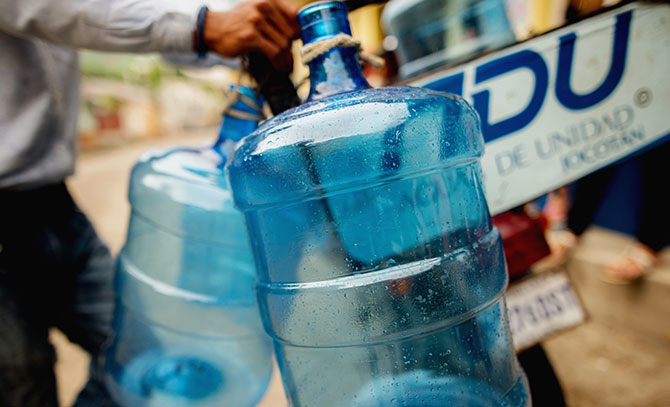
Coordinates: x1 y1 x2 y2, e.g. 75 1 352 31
227 2 530 406
103 87 273 407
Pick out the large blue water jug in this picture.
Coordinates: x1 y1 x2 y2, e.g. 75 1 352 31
227 2 529 406
381 0 516 78
103 86 273 406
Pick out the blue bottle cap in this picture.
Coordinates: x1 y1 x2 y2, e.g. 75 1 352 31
298 1 351 45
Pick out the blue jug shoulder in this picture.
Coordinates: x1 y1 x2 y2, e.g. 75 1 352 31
227 86 484 211
133 146 229 187
240 87 479 147
127 145 241 244
130 146 233 204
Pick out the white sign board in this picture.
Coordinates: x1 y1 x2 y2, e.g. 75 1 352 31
410 3 670 214
506 272 586 352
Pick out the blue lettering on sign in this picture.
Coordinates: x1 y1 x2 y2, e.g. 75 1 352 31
424 72 464 96
508 281 580 336
422 9 634 142
556 10 632 110
473 50 549 142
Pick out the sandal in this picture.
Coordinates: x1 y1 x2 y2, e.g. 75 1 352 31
602 243 659 285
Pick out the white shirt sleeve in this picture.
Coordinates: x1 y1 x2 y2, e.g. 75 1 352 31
0 0 200 53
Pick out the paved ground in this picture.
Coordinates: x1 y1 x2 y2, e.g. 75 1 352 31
542 229 670 407
544 322 670 407
54 130 669 406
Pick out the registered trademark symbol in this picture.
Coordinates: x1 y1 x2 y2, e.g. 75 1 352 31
635 88 652 107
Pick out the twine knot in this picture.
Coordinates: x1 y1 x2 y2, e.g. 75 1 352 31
300 33 385 69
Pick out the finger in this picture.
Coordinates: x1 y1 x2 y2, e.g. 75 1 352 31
257 0 297 41
271 0 300 36
257 26 294 72
252 35 284 68
257 15 290 53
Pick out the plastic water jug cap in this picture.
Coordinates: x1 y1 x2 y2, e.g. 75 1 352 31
298 1 352 45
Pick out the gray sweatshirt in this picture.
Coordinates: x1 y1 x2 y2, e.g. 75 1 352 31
0 0 201 189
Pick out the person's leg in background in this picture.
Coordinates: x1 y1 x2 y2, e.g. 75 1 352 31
1 185 74 407
566 165 618 237
636 141 670 253
544 164 618 262
605 141 670 282
0 279 59 407
0 184 117 407
517 344 566 407
50 187 118 407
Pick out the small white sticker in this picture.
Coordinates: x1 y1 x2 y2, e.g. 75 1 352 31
506 272 586 351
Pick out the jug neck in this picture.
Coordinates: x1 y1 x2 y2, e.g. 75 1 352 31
299 1 371 101
213 86 263 155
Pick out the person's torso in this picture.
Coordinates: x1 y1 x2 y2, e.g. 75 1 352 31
0 32 79 190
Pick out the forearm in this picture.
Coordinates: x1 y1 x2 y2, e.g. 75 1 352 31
0 0 197 53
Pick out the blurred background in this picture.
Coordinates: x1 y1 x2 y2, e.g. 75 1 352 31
74 0 617 153
53 0 669 406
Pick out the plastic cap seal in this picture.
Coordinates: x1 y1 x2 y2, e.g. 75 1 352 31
298 1 351 45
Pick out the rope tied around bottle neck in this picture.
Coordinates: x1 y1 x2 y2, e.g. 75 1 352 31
220 85 266 122
300 33 385 69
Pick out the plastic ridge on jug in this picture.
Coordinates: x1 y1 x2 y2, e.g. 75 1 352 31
227 2 530 406
103 86 273 407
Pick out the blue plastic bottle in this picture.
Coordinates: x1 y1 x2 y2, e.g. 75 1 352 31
227 2 529 406
103 86 273 407
381 0 517 78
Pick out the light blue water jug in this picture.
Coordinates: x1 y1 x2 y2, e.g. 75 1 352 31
103 86 273 406
227 2 529 406
382 0 517 78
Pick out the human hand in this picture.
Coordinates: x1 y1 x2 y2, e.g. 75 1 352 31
203 0 300 72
